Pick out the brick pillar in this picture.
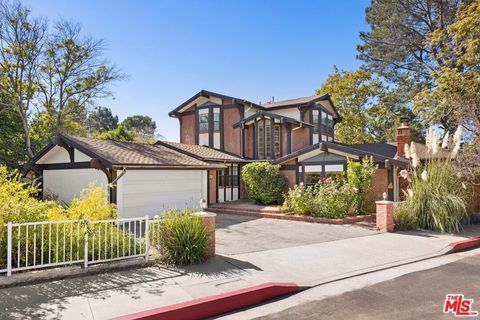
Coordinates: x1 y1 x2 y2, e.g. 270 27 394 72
376 201 394 232
195 212 216 257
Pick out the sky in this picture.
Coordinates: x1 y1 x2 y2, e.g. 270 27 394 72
23 0 370 141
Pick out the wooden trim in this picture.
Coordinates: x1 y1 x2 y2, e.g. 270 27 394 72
253 119 258 160
223 168 227 202
195 105 199 145
300 160 347 165
295 158 299 184
220 107 224 150
216 170 219 203
230 164 233 200
280 165 296 171
270 118 275 160
240 126 245 158
309 110 313 145
238 164 241 199
287 124 292 154
91 158 112 181
387 168 394 201
178 118 183 143
110 170 117 204
38 162 91 170
208 107 214 147
207 170 210 205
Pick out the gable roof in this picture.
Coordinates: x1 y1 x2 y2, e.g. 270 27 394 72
350 143 398 159
168 90 261 117
387 141 449 160
261 94 341 119
156 141 247 163
273 141 409 168
31 135 225 170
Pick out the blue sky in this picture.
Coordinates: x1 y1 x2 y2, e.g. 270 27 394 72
24 0 370 141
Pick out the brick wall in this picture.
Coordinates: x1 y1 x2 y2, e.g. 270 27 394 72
223 106 241 156
180 108 195 145
208 169 217 205
367 168 389 212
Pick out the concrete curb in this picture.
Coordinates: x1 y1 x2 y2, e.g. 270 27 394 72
111 282 301 320
447 237 480 253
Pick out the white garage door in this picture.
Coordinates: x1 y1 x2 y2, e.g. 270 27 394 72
116 170 208 219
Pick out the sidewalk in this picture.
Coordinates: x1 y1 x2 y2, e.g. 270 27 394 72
0 228 478 319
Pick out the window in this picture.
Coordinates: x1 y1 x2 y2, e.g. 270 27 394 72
305 173 322 186
321 112 328 135
199 113 209 133
274 125 281 158
327 114 334 136
198 107 220 133
265 121 271 158
217 165 238 187
213 111 220 131
257 122 264 159
312 110 319 133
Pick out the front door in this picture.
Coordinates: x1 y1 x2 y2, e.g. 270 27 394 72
217 164 240 203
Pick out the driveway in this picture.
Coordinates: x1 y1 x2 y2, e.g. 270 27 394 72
215 213 379 255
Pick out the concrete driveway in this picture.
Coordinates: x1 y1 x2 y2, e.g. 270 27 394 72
215 213 379 255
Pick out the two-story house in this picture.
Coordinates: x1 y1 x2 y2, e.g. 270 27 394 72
28 89 415 219
168 90 409 206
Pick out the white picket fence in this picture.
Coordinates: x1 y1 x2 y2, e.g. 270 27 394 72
0 216 163 277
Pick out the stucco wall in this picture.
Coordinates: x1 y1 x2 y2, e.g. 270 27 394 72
43 169 108 205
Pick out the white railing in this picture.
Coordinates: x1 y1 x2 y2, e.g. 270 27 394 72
0 216 163 277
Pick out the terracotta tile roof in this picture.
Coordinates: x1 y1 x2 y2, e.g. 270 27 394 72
61 135 223 168
158 141 246 162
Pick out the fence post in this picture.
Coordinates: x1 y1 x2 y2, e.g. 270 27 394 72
7 222 12 277
144 215 149 261
83 220 89 269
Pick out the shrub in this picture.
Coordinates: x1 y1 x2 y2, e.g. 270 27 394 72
157 209 208 265
402 126 467 233
394 203 417 231
282 179 355 218
242 162 288 205
345 157 377 214
64 183 117 220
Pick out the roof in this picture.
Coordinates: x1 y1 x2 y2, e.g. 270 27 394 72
232 110 314 129
261 94 340 119
261 95 324 108
350 143 398 159
273 141 409 168
156 141 247 163
168 90 261 117
33 135 225 169
387 141 449 160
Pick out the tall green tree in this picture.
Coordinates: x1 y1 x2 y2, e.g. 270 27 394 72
86 106 118 134
358 0 468 132
317 67 422 144
0 0 46 158
96 124 136 142
38 20 123 135
122 115 158 142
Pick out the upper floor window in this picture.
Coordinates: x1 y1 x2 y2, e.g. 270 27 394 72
312 110 319 133
198 107 220 133
257 120 280 159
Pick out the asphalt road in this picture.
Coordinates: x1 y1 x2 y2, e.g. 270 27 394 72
257 253 480 320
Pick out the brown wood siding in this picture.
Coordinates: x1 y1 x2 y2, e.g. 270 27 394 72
291 111 311 152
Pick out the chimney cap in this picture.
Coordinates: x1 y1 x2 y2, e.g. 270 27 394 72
400 117 410 124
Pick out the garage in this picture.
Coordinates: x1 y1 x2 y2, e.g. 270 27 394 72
28 134 226 218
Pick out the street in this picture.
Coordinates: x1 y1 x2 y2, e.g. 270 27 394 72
256 253 480 320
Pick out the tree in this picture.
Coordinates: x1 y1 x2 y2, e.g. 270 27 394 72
96 125 136 142
317 67 421 144
122 115 157 142
357 0 467 132
86 106 118 134
414 0 480 179
38 20 123 135
0 0 46 158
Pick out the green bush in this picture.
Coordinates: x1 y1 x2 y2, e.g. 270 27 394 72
394 204 417 231
282 179 355 218
345 157 377 214
242 162 288 205
401 127 467 233
157 209 208 265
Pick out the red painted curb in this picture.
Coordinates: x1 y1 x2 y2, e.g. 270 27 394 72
449 237 480 252
112 282 300 320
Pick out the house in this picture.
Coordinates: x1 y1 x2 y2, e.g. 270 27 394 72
28 89 417 218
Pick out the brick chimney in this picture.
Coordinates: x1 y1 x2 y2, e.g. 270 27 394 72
397 117 412 158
